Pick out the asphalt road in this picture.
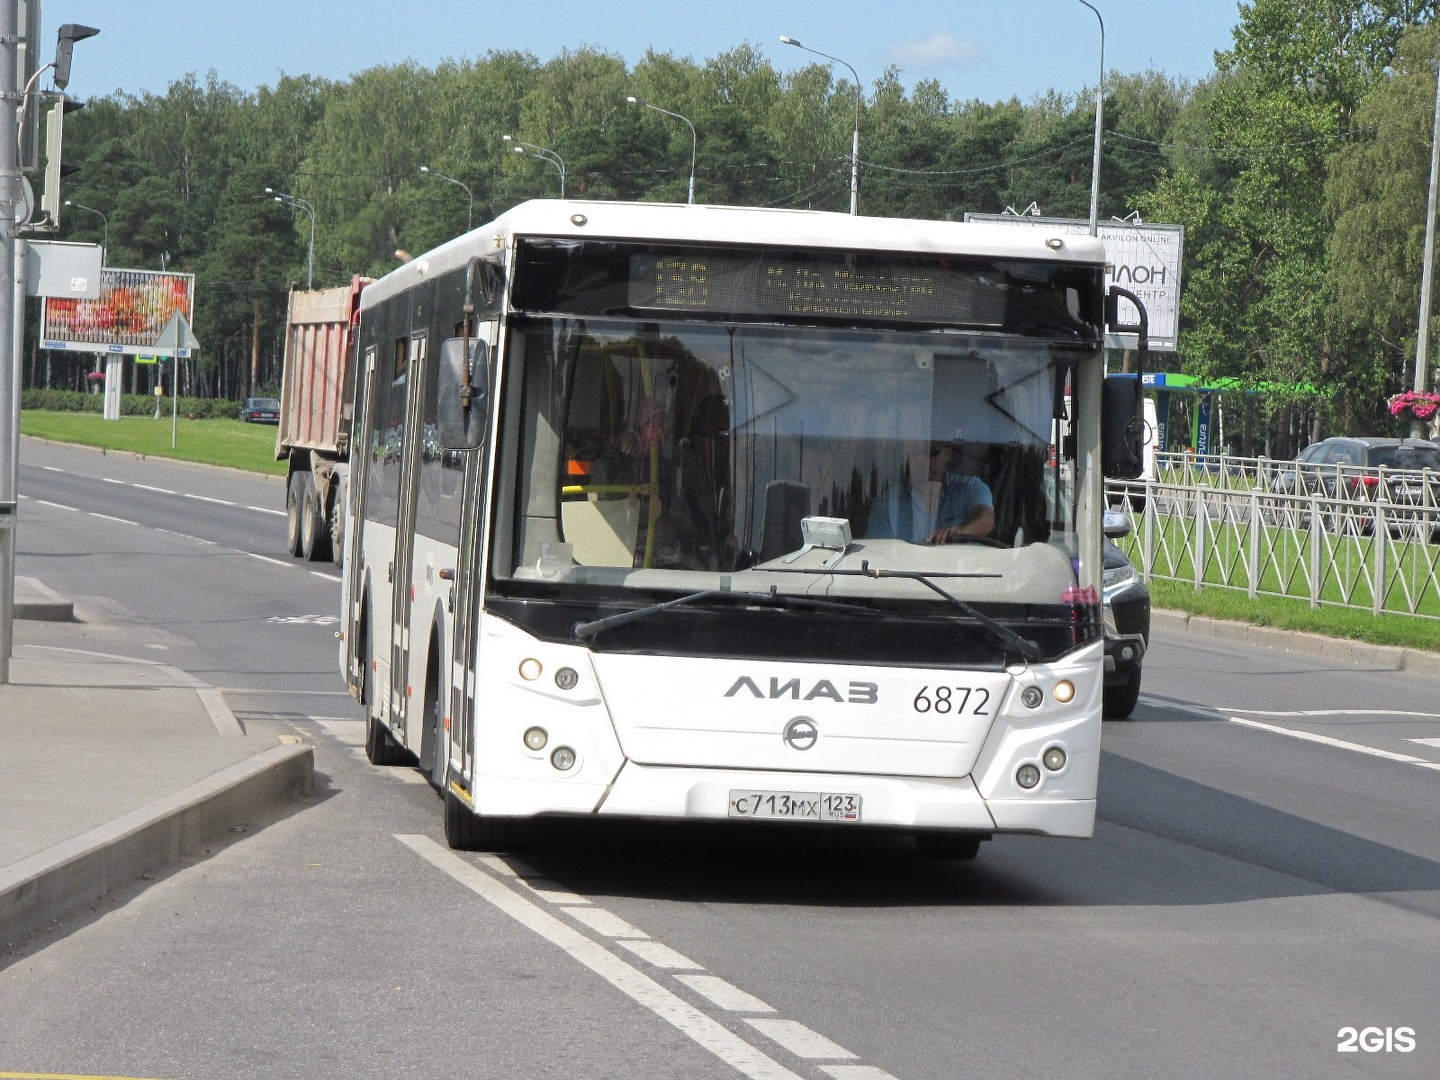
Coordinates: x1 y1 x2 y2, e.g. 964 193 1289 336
2 436 1437 1080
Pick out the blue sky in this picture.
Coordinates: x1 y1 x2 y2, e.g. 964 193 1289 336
53 1 1243 105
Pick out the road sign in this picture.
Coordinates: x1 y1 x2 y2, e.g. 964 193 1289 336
153 311 199 357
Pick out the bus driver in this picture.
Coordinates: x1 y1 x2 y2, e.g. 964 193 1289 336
866 438 995 544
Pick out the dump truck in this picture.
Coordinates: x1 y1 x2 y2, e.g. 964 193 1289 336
275 275 370 563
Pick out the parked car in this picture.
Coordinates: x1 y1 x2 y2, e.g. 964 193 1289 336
239 396 281 424
1102 509 1150 719
1267 436 1440 537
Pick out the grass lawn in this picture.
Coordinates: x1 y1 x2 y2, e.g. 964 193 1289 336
21 410 287 476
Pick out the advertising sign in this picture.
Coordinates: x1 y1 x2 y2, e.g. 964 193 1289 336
964 214 1184 351
41 268 195 355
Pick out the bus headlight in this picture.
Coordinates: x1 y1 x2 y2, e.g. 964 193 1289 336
1053 679 1075 704
519 658 542 681
524 726 548 751
551 746 577 771
1020 686 1043 709
1015 763 1042 789
1042 746 1067 772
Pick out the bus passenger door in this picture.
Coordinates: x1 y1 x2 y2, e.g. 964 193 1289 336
447 321 498 792
344 346 377 701
390 331 428 740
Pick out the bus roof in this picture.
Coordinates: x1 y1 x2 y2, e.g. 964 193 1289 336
361 199 1108 311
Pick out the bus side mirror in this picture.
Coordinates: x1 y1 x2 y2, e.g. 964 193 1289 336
438 337 488 450
1101 376 1144 479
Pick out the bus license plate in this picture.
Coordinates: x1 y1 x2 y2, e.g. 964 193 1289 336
728 790 862 823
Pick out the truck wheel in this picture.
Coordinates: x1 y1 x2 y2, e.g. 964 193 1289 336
329 492 345 566
300 476 333 562
285 473 305 557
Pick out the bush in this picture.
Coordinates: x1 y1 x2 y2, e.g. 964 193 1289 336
22 388 244 419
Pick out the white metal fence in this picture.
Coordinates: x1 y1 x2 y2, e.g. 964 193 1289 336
1105 452 1440 619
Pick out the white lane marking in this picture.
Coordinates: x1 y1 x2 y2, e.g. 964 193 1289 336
675 975 776 1014
133 483 176 495
1226 708 1440 720
102 477 124 484
34 500 78 511
310 571 341 581
616 939 704 970
42 465 63 472
182 493 236 506
246 552 292 568
561 905 648 939
88 512 138 526
525 883 591 905
248 506 286 516
745 1019 856 1061
397 834 805 1080
1408 737 1440 747
821 1067 901 1080
1229 717 1430 765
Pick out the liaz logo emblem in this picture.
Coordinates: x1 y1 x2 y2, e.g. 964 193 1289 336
783 716 818 751
723 675 878 704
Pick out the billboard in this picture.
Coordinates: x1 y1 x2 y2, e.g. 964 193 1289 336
41 268 196 355
964 214 1184 351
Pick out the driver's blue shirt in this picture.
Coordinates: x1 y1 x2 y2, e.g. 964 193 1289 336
866 472 994 542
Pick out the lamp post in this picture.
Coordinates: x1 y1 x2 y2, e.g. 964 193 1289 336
265 186 315 289
500 136 567 197
624 97 696 205
1075 0 1106 236
780 35 862 216
419 165 474 230
63 200 108 263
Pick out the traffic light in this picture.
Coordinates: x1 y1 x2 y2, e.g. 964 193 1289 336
53 24 100 92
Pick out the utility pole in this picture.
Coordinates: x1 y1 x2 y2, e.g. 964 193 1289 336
0 0 21 684
1413 42 1440 440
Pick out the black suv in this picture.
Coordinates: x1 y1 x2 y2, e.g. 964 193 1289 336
1102 510 1149 719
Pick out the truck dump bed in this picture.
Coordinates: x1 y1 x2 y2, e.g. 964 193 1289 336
275 276 368 461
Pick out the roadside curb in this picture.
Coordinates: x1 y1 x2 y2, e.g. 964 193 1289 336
0 743 313 950
1153 609 1440 677
14 577 74 622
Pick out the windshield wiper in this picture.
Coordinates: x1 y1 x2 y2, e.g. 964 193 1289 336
572 587 870 641
768 563 1041 661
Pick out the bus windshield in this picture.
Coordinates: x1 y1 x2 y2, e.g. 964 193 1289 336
494 317 1093 623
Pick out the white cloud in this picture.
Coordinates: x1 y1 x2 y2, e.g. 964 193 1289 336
884 32 981 70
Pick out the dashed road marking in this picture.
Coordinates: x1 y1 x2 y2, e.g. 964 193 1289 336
247 506 285 516
34 500 77 511
675 974 776 1014
616 938 704 970
561 905 648 939
181 493 236 506
397 834 806 1080
745 1018 857 1061
247 552 292 567
88 512 138 526
133 483 176 495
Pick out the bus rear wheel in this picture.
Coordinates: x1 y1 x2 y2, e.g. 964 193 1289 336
444 790 513 852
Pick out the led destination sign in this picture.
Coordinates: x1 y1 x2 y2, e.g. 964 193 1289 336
629 252 1006 327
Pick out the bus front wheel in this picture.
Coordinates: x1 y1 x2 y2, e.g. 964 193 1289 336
444 790 513 852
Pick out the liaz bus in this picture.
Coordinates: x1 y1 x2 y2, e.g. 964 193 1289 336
340 199 1146 857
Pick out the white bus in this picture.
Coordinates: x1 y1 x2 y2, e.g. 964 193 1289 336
340 199 1145 856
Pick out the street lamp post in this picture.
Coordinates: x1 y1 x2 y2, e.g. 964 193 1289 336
419 165 474 230
63 199 108 263
500 136 567 197
780 35 862 216
624 97 696 205
1075 0 1106 236
265 186 315 289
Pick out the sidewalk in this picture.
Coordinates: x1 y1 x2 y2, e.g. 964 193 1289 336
0 578 313 949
